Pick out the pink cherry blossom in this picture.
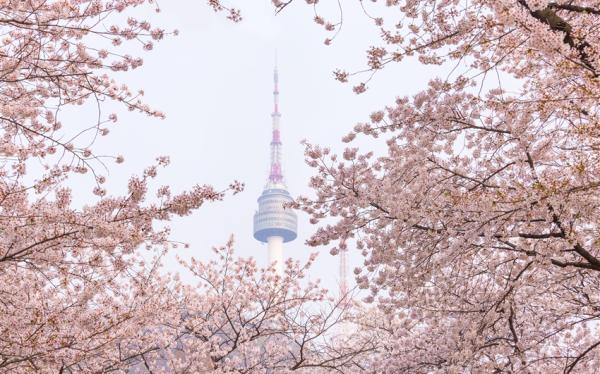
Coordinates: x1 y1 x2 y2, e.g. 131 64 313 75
280 0 600 371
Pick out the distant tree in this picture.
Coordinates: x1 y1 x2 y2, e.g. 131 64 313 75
277 0 600 372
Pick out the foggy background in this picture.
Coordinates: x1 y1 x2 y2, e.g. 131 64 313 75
67 1 439 290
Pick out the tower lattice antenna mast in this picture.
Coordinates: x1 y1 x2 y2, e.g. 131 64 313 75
268 54 284 187
340 250 348 297
339 240 350 337
340 239 348 298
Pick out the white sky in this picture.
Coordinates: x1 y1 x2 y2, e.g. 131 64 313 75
69 1 441 289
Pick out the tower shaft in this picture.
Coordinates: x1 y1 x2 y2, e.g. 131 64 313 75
267 236 284 276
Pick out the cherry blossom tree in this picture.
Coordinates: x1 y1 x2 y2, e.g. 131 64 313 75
0 1 244 371
127 239 377 373
275 0 600 372
0 1 376 372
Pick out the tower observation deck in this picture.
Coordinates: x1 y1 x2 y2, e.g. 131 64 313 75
253 62 298 275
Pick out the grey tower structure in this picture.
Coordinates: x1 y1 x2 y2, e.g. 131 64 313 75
253 63 298 275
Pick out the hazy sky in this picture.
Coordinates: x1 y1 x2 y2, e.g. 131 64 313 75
72 1 440 289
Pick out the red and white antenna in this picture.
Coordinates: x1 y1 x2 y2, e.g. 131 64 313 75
338 239 350 337
268 51 283 186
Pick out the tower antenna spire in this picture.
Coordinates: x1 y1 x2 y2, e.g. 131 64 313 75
269 50 283 186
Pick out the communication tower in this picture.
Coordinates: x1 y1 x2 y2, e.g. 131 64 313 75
253 62 298 276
